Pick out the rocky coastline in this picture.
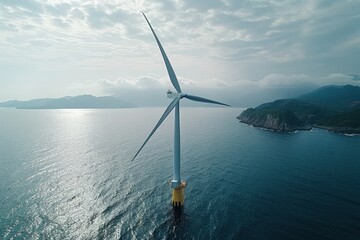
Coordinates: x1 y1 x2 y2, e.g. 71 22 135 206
237 108 311 133
237 85 360 134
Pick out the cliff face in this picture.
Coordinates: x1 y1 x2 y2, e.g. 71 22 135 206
238 108 310 132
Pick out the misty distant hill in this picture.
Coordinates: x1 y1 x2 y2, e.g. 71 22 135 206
0 95 136 109
238 85 360 134
298 84 360 111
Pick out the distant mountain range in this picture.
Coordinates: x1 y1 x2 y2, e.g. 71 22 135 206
237 85 360 134
0 95 136 109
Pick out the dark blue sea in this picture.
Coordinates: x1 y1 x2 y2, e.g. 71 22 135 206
1 107 359 239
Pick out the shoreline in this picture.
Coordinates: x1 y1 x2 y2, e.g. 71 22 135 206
239 120 360 136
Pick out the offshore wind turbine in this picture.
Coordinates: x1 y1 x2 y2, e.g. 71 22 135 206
132 13 230 207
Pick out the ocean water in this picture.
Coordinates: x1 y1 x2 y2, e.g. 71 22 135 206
0 107 359 239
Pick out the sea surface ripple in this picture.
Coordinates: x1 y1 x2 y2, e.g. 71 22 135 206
1 108 360 239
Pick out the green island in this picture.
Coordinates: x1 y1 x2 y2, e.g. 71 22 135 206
237 85 360 134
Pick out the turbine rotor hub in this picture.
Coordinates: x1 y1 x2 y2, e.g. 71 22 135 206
180 93 187 98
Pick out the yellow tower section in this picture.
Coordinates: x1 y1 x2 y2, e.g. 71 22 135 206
172 182 187 207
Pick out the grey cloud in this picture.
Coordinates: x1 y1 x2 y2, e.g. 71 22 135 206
314 0 341 9
210 12 266 31
204 0 360 71
89 76 170 107
70 8 86 20
182 0 226 12
0 22 17 32
257 73 360 90
85 5 111 29
26 39 53 48
349 75 360 81
52 18 71 29
152 0 178 11
83 4 146 40
84 4 130 29
1 0 360 103
0 0 42 12
44 3 72 17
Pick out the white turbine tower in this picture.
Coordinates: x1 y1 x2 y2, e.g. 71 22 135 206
132 13 230 207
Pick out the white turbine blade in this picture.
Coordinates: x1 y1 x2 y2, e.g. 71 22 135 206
132 96 181 161
184 94 230 106
142 12 182 94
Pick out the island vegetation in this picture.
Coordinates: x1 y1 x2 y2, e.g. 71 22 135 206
238 85 360 134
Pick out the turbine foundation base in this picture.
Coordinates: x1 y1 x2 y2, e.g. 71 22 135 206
172 182 186 207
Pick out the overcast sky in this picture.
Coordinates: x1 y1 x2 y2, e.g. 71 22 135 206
1 0 359 106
